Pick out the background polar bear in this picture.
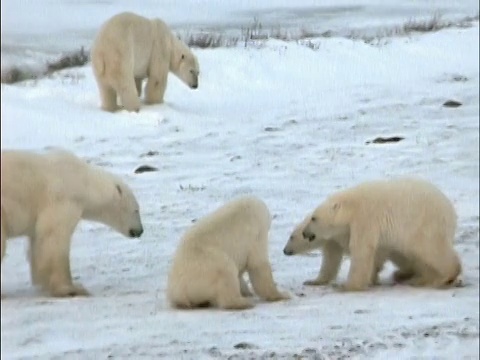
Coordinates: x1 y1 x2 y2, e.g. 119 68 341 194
91 12 199 112
167 196 290 310
1 149 144 297
283 178 462 291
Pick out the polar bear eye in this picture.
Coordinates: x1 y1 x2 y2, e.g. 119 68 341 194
311 216 317 222
115 184 123 196
181 54 185 60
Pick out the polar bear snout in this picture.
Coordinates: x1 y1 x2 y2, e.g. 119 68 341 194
128 227 144 238
189 72 198 89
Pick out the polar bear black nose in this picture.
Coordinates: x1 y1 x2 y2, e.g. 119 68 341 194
129 228 144 238
283 248 293 256
191 83 198 89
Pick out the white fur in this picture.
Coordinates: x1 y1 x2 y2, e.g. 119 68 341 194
283 178 461 291
1 149 143 297
91 12 199 112
167 196 290 310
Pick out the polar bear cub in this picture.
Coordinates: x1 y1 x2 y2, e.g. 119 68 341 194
283 178 461 291
167 196 290 310
91 12 199 112
1 149 144 297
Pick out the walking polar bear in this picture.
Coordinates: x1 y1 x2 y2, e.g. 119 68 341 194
283 178 462 291
91 12 199 112
167 196 290 310
1 149 144 297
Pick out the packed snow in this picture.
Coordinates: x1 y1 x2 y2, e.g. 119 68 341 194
1 1 479 359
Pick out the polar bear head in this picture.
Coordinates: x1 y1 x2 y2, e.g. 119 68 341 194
283 214 323 256
110 181 144 238
87 175 144 239
303 195 352 241
283 195 351 256
170 38 199 89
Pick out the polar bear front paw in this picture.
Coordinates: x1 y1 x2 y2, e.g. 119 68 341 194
303 279 329 286
50 284 91 298
220 297 254 310
265 291 291 302
335 282 368 292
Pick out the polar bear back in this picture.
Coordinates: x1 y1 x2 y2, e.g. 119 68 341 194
3 149 97 203
331 177 457 246
92 12 172 78
1 150 83 236
1 149 121 238
178 196 271 263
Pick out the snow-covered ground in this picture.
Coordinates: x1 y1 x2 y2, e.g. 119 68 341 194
1 1 479 359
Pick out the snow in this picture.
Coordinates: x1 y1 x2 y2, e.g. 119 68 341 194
1 0 479 70
1 1 479 359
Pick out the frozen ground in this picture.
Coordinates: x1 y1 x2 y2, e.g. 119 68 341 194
1 2 479 359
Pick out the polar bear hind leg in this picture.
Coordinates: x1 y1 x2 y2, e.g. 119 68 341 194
213 252 253 310
371 248 389 285
401 229 461 288
405 249 461 289
105 46 140 112
97 81 119 112
115 76 141 112
389 250 416 283
215 274 253 310
169 248 253 310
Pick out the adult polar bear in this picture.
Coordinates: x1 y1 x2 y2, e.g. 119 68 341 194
167 196 290 310
91 12 199 112
283 178 462 291
1 149 144 297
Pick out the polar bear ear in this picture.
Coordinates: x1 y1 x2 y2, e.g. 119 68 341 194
115 184 123 196
332 202 341 212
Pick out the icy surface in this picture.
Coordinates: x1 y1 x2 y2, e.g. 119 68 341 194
1 2 479 359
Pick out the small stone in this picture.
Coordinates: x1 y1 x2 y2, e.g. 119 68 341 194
134 165 159 174
452 75 468 82
140 150 159 157
264 126 281 132
366 136 404 144
443 100 462 108
233 342 258 350
354 309 369 314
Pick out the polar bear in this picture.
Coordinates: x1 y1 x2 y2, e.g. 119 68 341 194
167 196 290 310
283 178 462 291
91 12 199 112
1 149 144 297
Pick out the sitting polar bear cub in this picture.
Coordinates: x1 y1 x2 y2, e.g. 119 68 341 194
167 196 290 310
283 178 462 291
91 12 199 112
1 149 144 297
